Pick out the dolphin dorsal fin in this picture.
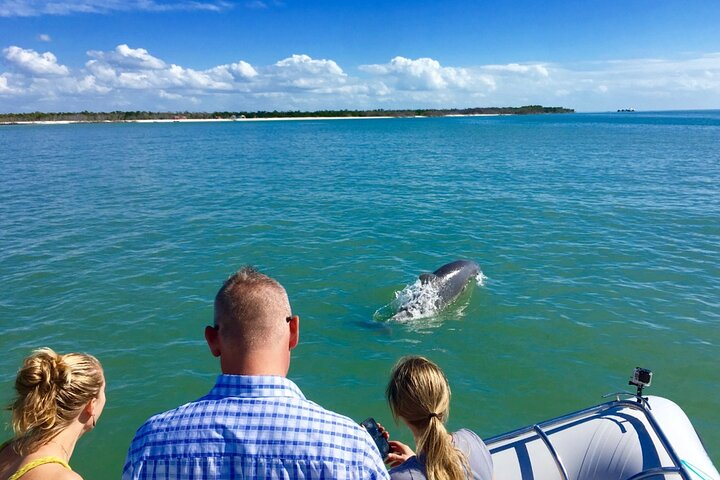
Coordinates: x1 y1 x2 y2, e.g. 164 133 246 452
419 273 437 285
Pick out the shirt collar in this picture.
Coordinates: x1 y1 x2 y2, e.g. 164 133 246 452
207 374 306 400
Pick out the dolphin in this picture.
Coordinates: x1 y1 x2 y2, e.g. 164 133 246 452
392 260 480 320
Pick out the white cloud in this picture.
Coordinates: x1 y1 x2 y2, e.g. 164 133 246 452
3 46 69 76
188 53 364 101
207 60 258 82
359 56 496 95
2 45 720 112
38 33 51 42
88 44 166 70
268 54 347 90
600 54 720 92
0 0 233 17
484 62 550 78
159 89 183 100
0 73 14 93
167 64 231 90
532 53 720 110
274 54 343 75
85 60 117 82
85 45 239 91
74 74 110 93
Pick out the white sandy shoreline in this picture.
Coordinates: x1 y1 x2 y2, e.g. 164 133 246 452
0 114 501 126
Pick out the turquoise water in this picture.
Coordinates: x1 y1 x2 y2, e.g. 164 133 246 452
1 112 718 477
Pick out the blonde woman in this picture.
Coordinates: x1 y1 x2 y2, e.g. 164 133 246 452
0 348 106 480
385 356 493 480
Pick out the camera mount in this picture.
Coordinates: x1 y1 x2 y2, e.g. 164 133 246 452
629 367 653 402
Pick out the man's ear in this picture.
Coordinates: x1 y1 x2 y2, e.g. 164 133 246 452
288 315 299 350
205 325 221 357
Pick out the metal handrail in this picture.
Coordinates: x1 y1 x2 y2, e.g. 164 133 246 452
485 400 621 445
602 391 652 410
532 424 569 480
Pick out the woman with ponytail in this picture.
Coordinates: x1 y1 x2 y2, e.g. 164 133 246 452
384 356 493 480
0 348 106 480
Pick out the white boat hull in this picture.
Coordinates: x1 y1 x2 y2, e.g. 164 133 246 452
485 395 719 480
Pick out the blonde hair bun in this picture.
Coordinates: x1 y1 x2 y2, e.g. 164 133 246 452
8 347 103 455
17 348 70 393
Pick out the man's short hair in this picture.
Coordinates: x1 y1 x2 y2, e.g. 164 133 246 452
214 266 290 350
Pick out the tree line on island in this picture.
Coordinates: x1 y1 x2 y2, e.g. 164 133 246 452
0 105 573 123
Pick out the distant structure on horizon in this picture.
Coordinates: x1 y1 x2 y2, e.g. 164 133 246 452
617 108 636 112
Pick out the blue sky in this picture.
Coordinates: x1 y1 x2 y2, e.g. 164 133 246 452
1 0 719 112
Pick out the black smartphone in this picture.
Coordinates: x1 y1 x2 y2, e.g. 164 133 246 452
361 417 390 459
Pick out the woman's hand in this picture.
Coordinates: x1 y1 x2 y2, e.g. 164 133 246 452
385 440 415 468
376 421 415 467
377 422 390 440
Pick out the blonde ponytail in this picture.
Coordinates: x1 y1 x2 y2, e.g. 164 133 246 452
387 356 470 480
7 347 103 455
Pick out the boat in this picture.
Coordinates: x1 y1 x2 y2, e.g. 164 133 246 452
484 369 719 479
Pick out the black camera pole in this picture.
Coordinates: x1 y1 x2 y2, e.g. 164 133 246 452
629 380 645 403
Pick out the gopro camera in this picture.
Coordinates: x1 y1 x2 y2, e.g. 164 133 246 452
361 417 390 459
629 367 652 388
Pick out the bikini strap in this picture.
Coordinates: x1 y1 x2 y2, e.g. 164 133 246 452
8 456 71 480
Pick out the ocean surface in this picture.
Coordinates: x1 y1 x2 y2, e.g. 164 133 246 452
1 111 719 477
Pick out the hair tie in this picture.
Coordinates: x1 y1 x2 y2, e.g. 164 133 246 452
428 412 439 419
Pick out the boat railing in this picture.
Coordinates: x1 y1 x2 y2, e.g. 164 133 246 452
603 390 653 409
532 424 570 480
485 397 693 480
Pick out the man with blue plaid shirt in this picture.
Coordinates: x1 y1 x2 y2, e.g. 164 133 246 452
123 267 389 479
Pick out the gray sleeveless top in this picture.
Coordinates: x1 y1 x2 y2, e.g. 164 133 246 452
388 429 493 480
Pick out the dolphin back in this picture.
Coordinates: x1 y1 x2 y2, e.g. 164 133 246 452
419 273 437 285
432 260 479 277
389 260 480 321
432 260 480 306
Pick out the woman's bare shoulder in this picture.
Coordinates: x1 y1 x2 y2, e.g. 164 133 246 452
21 463 83 480
59 468 84 480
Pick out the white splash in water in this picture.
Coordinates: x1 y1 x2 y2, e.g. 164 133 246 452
389 279 442 321
373 268 487 324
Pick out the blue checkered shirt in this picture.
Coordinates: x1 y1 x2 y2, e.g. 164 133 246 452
122 374 390 480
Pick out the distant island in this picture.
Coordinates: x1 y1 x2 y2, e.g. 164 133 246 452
0 105 574 124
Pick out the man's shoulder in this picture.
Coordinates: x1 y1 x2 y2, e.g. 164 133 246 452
295 398 380 443
129 390 367 442
148 398 206 423
299 398 360 424
130 396 212 440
